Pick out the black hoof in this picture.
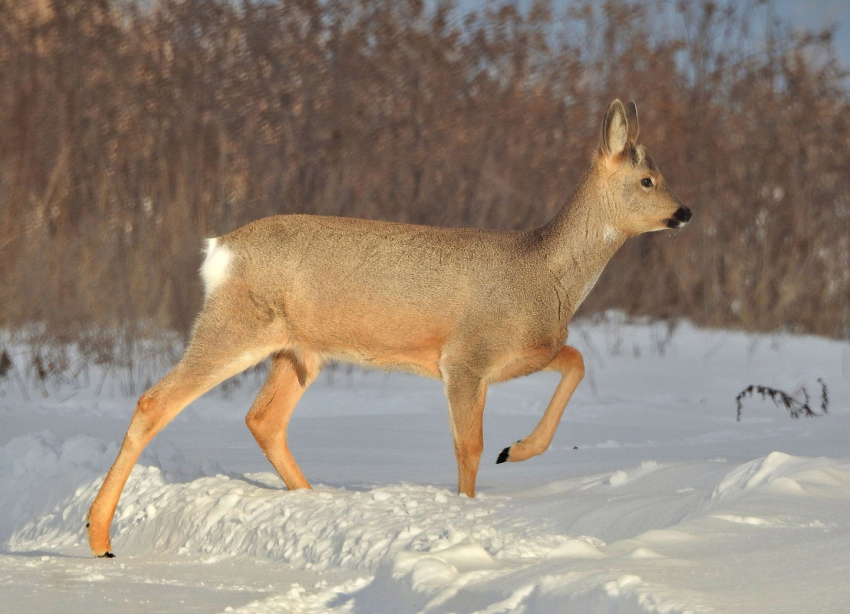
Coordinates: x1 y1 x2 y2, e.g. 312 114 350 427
496 447 511 464
98 551 115 559
85 522 90 528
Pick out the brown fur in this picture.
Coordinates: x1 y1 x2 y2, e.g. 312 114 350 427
87 100 689 557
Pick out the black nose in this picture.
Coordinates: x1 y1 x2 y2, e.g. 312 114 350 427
674 207 692 223
666 206 692 228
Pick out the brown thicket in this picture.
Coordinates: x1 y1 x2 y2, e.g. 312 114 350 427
0 0 847 344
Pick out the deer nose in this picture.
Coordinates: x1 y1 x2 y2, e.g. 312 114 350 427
674 207 692 223
666 206 692 228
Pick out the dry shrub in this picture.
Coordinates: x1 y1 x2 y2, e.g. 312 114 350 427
0 0 847 343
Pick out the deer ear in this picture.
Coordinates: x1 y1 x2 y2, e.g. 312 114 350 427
625 101 639 142
601 99 629 157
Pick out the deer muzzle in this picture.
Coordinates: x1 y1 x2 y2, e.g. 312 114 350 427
666 206 692 229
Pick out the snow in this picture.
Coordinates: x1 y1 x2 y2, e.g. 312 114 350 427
0 318 848 613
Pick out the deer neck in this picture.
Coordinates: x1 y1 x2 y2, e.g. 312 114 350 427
538 170 627 317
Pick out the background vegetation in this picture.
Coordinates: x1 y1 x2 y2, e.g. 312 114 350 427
1 0 848 350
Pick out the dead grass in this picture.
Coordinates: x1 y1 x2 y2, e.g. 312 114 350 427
0 0 847 345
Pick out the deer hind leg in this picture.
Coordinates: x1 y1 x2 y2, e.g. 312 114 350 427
87 329 276 558
496 345 584 464
245 350 321 491
444 369 488 497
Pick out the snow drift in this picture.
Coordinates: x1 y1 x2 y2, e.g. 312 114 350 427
0 319 848 613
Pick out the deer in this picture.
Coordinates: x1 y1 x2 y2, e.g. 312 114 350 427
87 100 691 557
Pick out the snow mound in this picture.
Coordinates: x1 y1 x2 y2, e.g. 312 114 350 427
0 431 224 546
607 460 662 488
9 466 573 572
545 537 607 559
710 452 846 503
0 433 116 543
6 450 850 614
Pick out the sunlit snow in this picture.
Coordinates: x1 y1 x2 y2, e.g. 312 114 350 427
1 317 848 613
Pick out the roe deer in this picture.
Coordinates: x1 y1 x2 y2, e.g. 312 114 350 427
88 100 691 557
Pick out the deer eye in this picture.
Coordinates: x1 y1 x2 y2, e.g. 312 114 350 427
641 177 654 188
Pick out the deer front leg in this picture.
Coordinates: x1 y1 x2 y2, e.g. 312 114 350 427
444 369 488 497
496 345 584 464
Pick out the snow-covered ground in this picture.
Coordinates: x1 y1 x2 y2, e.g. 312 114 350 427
1 318 848 613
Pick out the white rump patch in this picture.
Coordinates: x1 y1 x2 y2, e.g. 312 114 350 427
200 237 233 298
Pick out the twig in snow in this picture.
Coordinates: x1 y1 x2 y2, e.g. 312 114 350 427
735 379 828 421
